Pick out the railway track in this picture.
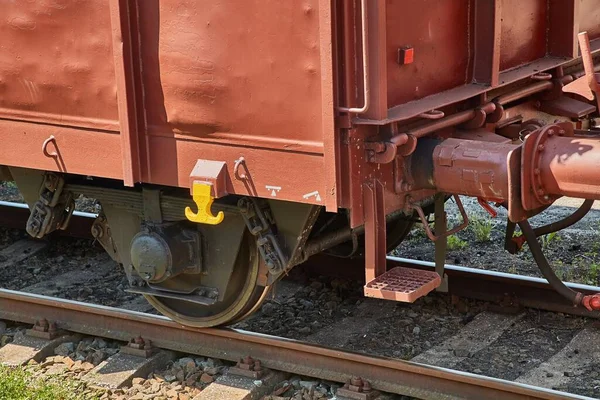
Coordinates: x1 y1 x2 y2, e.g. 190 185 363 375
0 201 599 399
0 289 590 400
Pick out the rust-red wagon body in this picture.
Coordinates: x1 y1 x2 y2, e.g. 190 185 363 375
1 0 599 212
3 1 600 325
0 0 339 208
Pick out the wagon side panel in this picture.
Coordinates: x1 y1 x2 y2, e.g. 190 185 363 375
137 0 337 208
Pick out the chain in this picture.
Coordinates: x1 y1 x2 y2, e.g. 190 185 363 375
26 173 75 238
238 197 288 274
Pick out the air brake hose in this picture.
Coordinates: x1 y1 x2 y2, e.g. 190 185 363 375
518 219 600 311
532 200 594 237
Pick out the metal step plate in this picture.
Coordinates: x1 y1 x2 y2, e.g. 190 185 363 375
364 267 441 302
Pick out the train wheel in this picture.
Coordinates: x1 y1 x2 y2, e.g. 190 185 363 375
144 232 270 327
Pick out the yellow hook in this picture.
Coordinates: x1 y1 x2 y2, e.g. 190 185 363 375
185 182 224 225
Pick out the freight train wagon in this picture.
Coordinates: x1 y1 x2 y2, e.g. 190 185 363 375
2 0 600 326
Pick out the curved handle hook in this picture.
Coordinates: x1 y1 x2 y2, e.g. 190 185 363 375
418 109 445 120
42 135 58 158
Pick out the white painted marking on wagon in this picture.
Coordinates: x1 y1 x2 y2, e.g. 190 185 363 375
303 191 321 202
265 185 282 197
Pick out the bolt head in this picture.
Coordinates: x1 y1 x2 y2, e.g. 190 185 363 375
91 224 103 238
350 377 363 387
537 144 545 151
534 168 541 175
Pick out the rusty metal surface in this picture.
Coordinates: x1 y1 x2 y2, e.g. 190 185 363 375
0 1 118 129
2 0 600 226
0 120 123 179
0 0 337 209
579 0 600 40
537 135 600 201
519 124 600 210
354 1 596 126
109 0 143 187
137 0 336 208
0 288 585 400
499 0 547 71
385 0 471 107
430 138 516 201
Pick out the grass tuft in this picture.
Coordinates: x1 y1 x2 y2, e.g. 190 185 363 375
447 235 468 251
0 365 97 400
541 231 561 250
470 216 494 242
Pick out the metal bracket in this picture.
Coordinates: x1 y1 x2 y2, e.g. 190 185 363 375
363 180 386 283
121 336 155 358
337 377 380 400
229 356 264 379
26 319 63 340
126 284 218 306
411 195 469 242
434 194 449 292
91 213 121 263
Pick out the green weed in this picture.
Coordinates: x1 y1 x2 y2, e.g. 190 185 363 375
540 231 561 250
470 216 494 242
585 261 600 286
553 259 566 280
447 235 468 251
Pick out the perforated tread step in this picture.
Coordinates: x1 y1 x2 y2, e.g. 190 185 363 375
364 266 441 302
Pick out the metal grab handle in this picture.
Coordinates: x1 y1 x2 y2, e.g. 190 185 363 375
418 109 445 120
531 72 552 81
42 135 58 158
338 0 370 114
234 157 248 180
411 195 469 242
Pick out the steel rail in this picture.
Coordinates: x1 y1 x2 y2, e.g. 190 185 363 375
0 288 591 400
